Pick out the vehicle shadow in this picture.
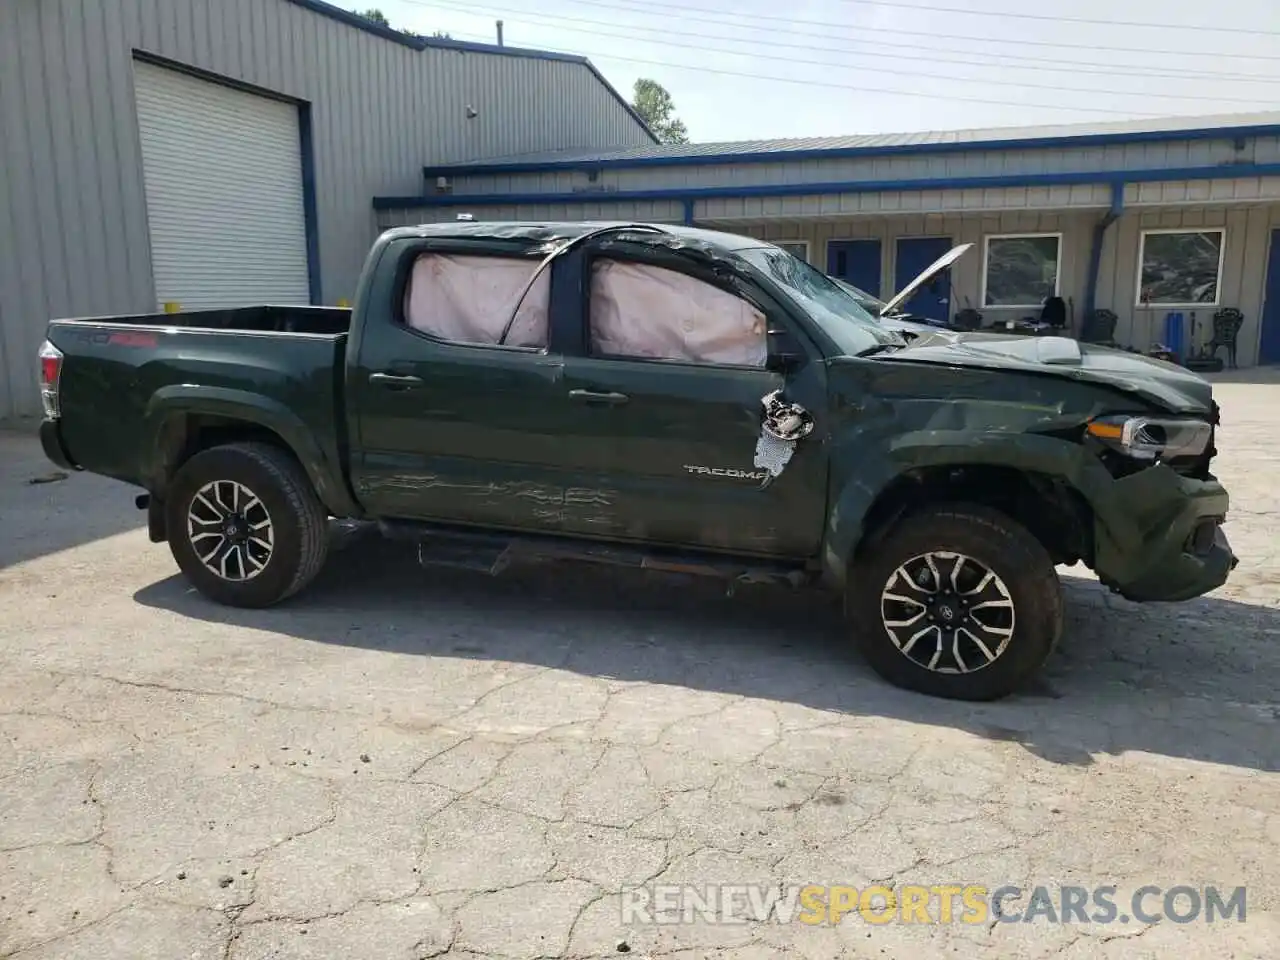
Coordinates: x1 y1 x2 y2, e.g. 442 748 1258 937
133 527 1280 773
0 427 146 570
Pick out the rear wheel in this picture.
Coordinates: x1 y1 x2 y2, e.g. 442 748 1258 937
846 504 1063 700
165 442 329 607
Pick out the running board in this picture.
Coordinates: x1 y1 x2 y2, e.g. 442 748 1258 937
377 519 813 588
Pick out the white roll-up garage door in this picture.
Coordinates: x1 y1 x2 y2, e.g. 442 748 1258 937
132 60 311 310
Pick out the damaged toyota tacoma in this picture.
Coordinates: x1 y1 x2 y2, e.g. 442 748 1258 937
37 222 1237 700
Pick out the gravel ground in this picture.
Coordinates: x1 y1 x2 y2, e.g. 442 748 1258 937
1 371 1278 959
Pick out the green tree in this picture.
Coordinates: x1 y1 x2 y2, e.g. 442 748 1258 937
355 7 448 39
631 78 690 144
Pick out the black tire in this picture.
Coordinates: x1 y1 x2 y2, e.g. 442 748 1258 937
846 504 1064 701
165 442 329 608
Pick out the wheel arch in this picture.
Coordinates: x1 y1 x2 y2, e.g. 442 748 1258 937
141 386 359 521
823 436 1103 590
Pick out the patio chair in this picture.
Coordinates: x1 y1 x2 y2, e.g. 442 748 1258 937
1080 308 1119 347
1040 296 1067 331
1208 308 1244 369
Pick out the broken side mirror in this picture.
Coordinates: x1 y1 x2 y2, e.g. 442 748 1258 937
767 326 805 373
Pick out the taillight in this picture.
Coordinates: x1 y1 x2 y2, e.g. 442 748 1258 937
38 340 63 418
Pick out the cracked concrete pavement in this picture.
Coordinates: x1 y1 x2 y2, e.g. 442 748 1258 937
1 372 1278 958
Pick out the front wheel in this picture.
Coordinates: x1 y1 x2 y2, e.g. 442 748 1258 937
846 504 1064 701
165 442 330 608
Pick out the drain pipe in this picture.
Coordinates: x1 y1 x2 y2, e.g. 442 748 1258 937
1084 182 1125 322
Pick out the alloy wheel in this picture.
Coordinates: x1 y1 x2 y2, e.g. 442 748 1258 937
186 479 275 582
879 551 1015 674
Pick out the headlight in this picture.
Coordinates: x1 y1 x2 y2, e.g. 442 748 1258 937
1085 414 1212 462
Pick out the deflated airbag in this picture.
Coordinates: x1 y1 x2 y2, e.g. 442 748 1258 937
589 259 768 367
403 253 550 347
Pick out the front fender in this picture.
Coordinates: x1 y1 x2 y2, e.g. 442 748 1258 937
821 430 1123 589
142 385 361 517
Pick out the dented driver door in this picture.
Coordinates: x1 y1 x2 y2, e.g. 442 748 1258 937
555 251 828 558
557 357 827 557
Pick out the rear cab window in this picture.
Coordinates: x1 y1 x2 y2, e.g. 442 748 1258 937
400 250 550 349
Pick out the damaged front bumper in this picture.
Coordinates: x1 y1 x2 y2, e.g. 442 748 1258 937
1091 464 1237 602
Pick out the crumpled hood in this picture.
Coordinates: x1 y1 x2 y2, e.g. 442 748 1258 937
870 333 1214 414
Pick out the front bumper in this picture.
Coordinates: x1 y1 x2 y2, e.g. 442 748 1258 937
1092 464 1236 602
39 418 78 471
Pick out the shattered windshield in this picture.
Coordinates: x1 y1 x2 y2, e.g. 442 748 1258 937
737 246 902 352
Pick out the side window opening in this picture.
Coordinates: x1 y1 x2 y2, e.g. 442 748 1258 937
402 251 550 348
588 257 768 367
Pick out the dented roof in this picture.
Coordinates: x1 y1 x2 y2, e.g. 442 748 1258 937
385 220 771 251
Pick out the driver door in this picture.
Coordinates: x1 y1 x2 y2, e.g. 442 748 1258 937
555 247 829 559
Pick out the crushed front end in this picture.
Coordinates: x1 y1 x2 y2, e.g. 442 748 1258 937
1084 398 1237 602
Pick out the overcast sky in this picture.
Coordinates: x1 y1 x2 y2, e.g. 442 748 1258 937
376 0 1280 142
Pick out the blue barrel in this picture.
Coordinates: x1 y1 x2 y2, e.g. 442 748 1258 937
1163 311 1184 358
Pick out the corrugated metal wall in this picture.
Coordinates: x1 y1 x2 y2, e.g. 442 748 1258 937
1096 204 1280 366
0 0 651 419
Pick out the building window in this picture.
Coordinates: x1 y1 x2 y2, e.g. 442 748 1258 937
982 234 1062 307
774 241 810 263
1137 229 1225 306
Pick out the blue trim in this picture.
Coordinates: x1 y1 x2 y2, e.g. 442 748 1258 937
424 122 1280 177
297 102 323 305
1084 183 1126 321
682 199 695 225
375 161 1280 210
282 0 656 143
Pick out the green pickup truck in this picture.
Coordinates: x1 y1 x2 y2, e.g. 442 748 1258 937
37 221 1236 700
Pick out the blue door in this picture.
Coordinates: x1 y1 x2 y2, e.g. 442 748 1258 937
827 239 882 296
895 236 953 322
1260 229 1280 365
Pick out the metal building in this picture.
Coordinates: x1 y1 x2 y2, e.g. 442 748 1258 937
0 0 654 419
377 114 1280 369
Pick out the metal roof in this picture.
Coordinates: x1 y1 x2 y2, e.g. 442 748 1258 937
426 110 1280 174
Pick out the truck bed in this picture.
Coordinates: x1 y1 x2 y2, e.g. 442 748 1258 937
54 305 352 336
45 306 351 492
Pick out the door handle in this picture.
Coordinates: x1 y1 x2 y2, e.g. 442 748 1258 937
569 389 629 405
369 372 424 389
